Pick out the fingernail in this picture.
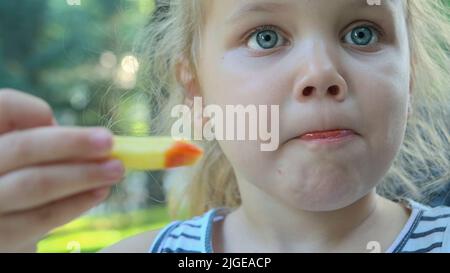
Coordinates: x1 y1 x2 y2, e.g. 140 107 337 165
100 160 124 180
90 129 113 151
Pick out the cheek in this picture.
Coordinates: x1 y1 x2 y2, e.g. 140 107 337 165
200 48 290 106
199 49 290 175
353 61 409 160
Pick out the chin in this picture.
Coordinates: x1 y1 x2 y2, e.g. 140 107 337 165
276 174 368 212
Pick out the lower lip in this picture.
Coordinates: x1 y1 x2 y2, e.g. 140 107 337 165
298 129 357 144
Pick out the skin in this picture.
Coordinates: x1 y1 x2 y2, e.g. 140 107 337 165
0 89 125 252
196 0 412 252
104 0 413 252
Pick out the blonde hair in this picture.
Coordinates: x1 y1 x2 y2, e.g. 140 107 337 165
136 0 450 219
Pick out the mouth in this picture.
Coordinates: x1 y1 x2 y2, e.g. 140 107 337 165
296 129 359 145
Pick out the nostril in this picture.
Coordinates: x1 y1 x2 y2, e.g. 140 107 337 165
303 86 315 96
328 85 340 96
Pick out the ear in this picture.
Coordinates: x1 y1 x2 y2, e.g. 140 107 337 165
176 58 209 130
176 58 202 107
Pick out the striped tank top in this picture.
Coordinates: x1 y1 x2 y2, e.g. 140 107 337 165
149 200 450 253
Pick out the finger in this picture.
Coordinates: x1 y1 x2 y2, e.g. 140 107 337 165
0 126 114 175
51 117 59 126
0 160 124 213
0 186 111 252
0 89 54 134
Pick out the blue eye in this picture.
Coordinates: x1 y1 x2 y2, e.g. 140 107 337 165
344 26 379 46
247 27 286 50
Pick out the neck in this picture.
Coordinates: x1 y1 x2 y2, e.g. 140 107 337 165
228 180 383 252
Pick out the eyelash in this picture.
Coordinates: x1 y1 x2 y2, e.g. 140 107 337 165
242 23 385 52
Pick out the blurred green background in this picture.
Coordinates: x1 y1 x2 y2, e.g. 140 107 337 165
0 0 171 253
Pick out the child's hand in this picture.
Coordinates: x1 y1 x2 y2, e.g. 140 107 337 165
0 89 124 252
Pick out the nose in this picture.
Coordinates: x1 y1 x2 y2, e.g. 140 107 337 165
293 46 348 103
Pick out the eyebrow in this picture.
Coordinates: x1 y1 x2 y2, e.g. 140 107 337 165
225 0 397 24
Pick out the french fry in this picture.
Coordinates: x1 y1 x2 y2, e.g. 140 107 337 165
110 136 203 171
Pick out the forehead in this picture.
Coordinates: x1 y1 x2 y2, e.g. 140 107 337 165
205 0 405 23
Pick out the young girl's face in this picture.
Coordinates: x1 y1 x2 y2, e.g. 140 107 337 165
195 0 411 211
